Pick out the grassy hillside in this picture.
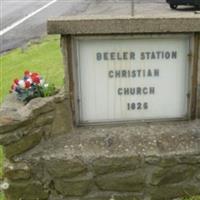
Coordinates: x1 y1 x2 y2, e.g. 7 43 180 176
0 35 64 104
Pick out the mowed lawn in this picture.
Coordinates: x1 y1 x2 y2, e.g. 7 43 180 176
0 36 200 200
0 35 64 104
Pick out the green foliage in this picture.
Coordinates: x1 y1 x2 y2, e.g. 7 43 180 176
0 146 4 200
184 197 200 200
43 83 57 97
0 193 4 200
17 84 57 103
0 35 64 104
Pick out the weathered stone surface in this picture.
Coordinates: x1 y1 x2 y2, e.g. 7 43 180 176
26 161 44 184
0 94 29 135
150 165 198 186
5 129 43 158
49 194 69 200
196 172 200 181
43 124 53 139
92 156 142 175
24 97 55 116
0 125 34 146
45 158 87 178
0 89 72 139
0 119 24 135
146 153 200 167
155 128 200 154
145 156 161 165
95 170 145 192
197 35 200 119
51 100 72 136
53 89 66 103
4 161 30 180
198 84 200 118
48 17 200 35
177 154 200 164
149 182 200 200
1 86 200 199
34 112 54 127
54 176 92 196
8 118 200 199
5 180 49 200
82 192 143 200
0 130 20 146
145 155 179 167
0 116 30 135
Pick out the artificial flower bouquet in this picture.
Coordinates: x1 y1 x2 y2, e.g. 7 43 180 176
11 70 56 103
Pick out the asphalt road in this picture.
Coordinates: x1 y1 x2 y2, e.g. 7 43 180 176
0 0 178 53
0 0 91 53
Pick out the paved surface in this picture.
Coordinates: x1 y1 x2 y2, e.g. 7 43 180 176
0 0 90 53
0 0 199 53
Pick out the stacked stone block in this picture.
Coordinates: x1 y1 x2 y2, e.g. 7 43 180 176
0 93 200 200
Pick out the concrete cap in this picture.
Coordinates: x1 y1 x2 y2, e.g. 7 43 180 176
47 15 200 35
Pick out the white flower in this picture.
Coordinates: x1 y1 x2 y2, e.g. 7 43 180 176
40 79 45 86
27 78 32 84
18 80 25 88
0 182 9 190
44 83 49 88
110 195 115 200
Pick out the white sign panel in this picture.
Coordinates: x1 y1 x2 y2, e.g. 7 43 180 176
76 35 190 123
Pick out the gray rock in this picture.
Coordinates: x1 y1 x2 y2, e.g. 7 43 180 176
5 129 43 158
1 86 200 200
83 192 143 200
95 170 145 192
5 180 49 200
0 125 34 146
24 97 55 116
45 158 87 178
54 175 92 196
149 182 200 200
34 111 54 127
4 161 31 180
92 156 142 175
51 99 72 136
150 165 198 186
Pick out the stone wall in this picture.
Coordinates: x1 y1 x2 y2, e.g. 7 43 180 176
0 89 72 159
0 91 200 200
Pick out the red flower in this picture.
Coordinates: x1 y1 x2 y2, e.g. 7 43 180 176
31 72 39 77
25 81 31 88
11 84 17 91
31 75 40 84
14 79 19 85
24 70 30 77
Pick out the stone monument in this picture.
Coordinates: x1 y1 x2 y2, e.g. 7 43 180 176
0 4 200 200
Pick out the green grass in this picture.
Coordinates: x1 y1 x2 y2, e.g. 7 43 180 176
0 35 64 104
0 146 4 200
185 197 200 200
0 193 4 200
